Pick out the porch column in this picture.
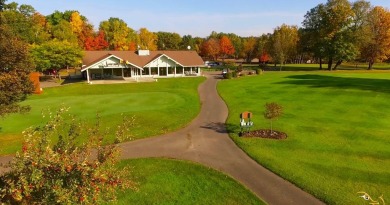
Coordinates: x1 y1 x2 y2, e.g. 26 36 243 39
86 69 90 84
182 67 184 76
174 65 176 77
121 68 124 78
166 64 168 76
190 67 193 74
140 68 143 78
149 67 151 76
157 65 160 76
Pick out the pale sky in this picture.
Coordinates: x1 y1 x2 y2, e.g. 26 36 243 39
12 0 390 37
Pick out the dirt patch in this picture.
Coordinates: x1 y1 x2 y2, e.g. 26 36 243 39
240 129 287 139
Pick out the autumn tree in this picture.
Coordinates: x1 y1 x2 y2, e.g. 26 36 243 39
270 24 299 69
242 37 258 63
138 28 158 51
84 30 109 51
156 31 182 50
0 25 34 117
99 17 136 50
360 6 390 69
302 0 358 70
257 34 271 65
30 40 83 72
200 38 220 60
219 35 235 61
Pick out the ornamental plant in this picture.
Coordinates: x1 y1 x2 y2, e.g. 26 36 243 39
0 107 137 204
264 102 283 133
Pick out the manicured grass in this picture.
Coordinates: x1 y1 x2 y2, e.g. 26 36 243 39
0 78 204 155
218 71 390 204
115 158 265 205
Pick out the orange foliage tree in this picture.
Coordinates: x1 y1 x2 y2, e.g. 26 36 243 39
84 30 109 51
200 38 220 60
219 36 235 61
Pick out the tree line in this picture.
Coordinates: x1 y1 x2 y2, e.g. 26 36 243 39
1 0 390 72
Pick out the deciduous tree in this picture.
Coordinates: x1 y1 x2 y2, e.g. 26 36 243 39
219 35 235 61
360 6 390 69
264 102 283 133
138 28 158 51
242 37 258 63
30 40 83 72
270 24 299 69
0 25 34 117
99 17 135 50
156 31 182 50
200 38 220 60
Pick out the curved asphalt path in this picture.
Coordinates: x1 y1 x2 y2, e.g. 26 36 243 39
119 72 325 205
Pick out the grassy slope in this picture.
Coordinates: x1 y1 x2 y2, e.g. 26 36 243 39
218 72 390 205
0 78 204 155
115 158 265 205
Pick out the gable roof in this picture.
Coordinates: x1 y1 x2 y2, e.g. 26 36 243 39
82 50 204 70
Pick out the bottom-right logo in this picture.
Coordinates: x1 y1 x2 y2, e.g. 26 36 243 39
358 192 385 205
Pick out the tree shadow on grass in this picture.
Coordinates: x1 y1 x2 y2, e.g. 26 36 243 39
276 74 390 94
200 122 240 135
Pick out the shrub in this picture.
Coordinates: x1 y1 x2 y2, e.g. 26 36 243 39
231 72 237 78
225 72 232 79
256 69 263 75
0 107 137 204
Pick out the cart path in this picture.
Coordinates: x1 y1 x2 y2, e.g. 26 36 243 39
119 72 325 205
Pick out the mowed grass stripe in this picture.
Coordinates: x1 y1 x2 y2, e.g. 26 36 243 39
218 72 390 205
0 78 204 155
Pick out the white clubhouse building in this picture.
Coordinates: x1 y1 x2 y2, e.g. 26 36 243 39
81 50 204 83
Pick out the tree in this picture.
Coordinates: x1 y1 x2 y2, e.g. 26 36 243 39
302 0 357 70
84 30 109 51
242 37 258 63
360 6 390 69
264 102 283 133
30 40 83 72
138 28 158 50
200 38 220 60
156 31 182 50
219 35 235 61
270 24 299 69
51 19 78 44
180 34 195 50
99 17 136 50
0 25 34 117
0 107 136 204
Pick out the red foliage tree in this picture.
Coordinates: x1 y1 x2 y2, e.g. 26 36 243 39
259 52 270 64
84 31 109 51
219 36 235 60
200 38 220 60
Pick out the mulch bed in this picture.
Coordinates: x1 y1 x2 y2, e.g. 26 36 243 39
240 129 287 139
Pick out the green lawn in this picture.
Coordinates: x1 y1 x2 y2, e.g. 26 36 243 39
115 158 265 205
218 72 390 205
0 78 204 155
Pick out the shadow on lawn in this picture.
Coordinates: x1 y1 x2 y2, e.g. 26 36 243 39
277 74 390 94
200 122 240 134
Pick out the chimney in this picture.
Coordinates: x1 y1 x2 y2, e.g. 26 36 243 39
138 50 150 56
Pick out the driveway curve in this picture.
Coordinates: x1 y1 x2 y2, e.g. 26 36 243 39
119 72 325 205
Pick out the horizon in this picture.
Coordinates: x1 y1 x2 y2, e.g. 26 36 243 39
12 0 390 38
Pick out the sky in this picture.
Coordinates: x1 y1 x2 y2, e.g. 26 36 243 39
12 0 390 37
